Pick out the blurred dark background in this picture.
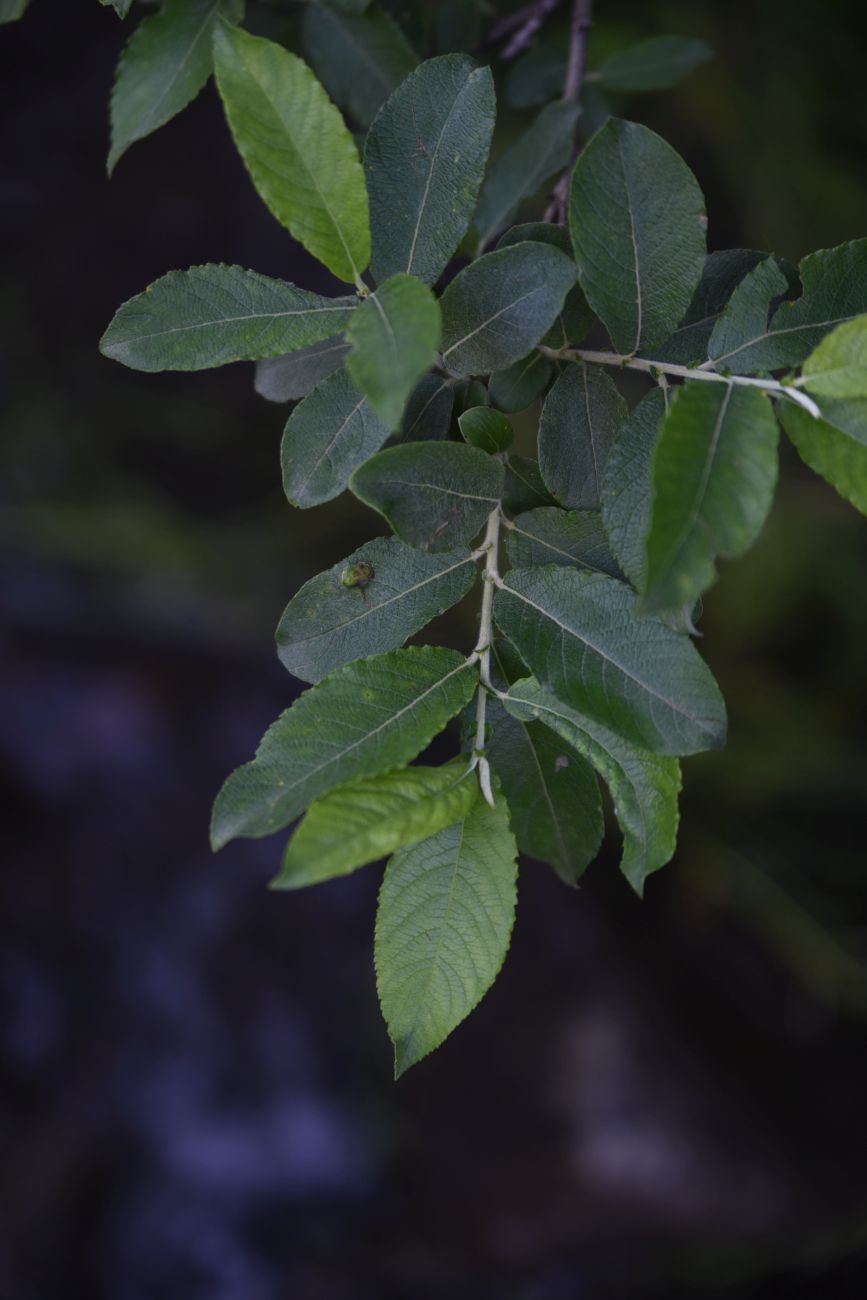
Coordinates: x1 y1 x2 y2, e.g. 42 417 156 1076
2 2 867 1297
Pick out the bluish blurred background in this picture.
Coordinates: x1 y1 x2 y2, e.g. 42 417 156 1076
1 2 867 1297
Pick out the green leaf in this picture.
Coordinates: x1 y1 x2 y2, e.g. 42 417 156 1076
653 249 769 366
351 441 504 551
100 264 356 372
497 222 595 347
494 566 726 755
212 22 370 283
538 362 627 510
254 337 351 403
780 397 867 518
302 2 417 129
488 352 553 413
276 537 477 683
99 0 132 16
595 36 713 93
601 388 666 589
365 54 495 285
569 118 706 355
399 374 455 442
502 455 557 514
274 760 479 889
504 678 681 895
346 275 441 429
281 368 389 508
506 506 622 578
506 44 566 109
432 0 481 54
800 316 867 399
375 784 516 1075
706 239 867 374
440 242 578 375
642 384 778 614
108 0 242 174
707 256 790 373
459 406 513 454
474 102 581 250
487 641 603 884
211 646 476 848
0 0 31 22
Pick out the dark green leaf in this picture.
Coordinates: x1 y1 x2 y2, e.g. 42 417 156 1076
211 646 476 848
376 785 516 1075
707 256 790 372
351 441 504 551
497 222 595 347
276 536 477 683
0 0 32 22
281 368 390 508
254 336 351 403
595 36 713 93
440 242 578 375
569 118 706 355
213 22 370 283
494 566 726 755
502 455 557 514
653 249 768 366
642 383 778 614
399 374 455 442
459 406 513 453
432 0 481 53
100 264 356 371
780 397 867 518
302 1 417 129
506 506 622 578
474 102 581 250
601 388 665 589
488 352 553 413
274 760 478 889
346 275 441 429
505 44 566 108
99 0 132 16
706 238 867 374
365 54 495 285
108 0 242 174
538 362 627 510
504 678 681 895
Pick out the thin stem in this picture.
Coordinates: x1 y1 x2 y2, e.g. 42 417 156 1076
545 0 594 223
542 346 822 417
493 0 563 61
469 506 502 808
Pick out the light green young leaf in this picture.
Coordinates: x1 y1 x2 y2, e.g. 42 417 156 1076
486 641 603 885
254 336 351 403
568 118 706 355
100 265 356 371
800 316 867 399
706 238 867 374
440 242 578 375
375 784 517 1076
399 374 455 442
504 678 681 895
488 352 553 413
780 397 867 518
595 36 713 93
351 441 504 551
642 384 778 614
0 0 31 22
108 0 242 174
459 406 513 454
365 54 495 285
276 536 477 683
274 761 479 889
601 388 666 589
211 646 476 848
281 368 390 508
346 275 441 429
707 256 790 372
506 507 622 578
502 455 557 514
653 249 768 366
302 1 417 129
538 363 627 510
474 102 582 250
494 566 726 756
212 22 370 283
